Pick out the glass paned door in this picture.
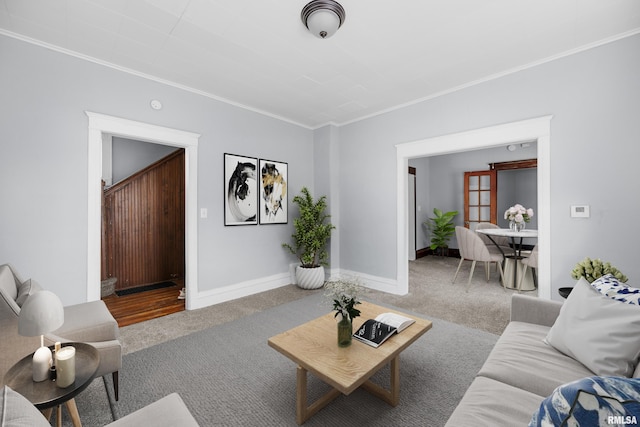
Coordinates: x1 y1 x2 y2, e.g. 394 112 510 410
464 170 497 229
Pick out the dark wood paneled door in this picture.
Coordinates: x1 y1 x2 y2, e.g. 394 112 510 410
102 149 185 291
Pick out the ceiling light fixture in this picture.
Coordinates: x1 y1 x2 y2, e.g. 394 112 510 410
301 0 346 39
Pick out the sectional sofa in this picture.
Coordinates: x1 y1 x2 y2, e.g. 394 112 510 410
446 276 640 426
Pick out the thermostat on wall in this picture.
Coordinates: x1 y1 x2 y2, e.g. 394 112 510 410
570 205 590 218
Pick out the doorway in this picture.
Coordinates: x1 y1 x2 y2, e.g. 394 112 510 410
86 112 200 309
396 116 552 299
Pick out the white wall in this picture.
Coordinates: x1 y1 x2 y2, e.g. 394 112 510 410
0 34 314 305
337 34 640 299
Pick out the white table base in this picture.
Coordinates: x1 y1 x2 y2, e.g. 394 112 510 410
503 258 535 291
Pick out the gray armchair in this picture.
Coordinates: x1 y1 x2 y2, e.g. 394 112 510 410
0 264 122 400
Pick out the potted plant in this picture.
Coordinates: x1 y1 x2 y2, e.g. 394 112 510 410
571 257 628 283
425 208 458 256
282 187 335 289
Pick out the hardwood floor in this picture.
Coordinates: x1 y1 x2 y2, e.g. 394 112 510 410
102 281 185 327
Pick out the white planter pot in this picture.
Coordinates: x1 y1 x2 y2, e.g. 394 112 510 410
296 266 325 290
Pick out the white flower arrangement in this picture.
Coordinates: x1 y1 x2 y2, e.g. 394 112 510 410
504 204 534 224
324 278 364 321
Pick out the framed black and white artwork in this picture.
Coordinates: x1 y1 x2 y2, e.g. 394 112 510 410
259 159 288 224
224 153 258 226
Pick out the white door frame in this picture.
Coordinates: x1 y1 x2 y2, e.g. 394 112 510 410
396 116 552 299
86 112 200 309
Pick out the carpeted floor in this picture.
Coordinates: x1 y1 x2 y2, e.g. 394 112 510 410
71 291 499 426
60 256 534 426
117 255 534 355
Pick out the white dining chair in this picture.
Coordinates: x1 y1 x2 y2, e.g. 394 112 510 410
453 226 506 291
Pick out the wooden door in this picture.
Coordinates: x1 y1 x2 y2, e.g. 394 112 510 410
464 170 497 229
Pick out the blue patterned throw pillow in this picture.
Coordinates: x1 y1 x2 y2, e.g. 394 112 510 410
529 376 640 427
591 274 640 306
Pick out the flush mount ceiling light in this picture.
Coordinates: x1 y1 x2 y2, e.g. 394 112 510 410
301 0 346 39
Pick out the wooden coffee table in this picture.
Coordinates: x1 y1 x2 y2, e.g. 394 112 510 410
268 301 432 424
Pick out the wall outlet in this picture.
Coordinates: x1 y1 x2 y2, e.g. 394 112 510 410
200 208 208 218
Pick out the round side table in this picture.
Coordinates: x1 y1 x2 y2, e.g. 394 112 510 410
3 342 100 427
558 287 574 299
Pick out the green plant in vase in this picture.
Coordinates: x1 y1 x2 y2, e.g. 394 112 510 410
570 257 628 283
426 208 459 256
282 187 335 289
324 278 364 347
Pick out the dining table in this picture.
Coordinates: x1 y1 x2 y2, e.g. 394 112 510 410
476 227 538 290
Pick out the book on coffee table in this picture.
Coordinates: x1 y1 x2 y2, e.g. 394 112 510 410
353 312 415 348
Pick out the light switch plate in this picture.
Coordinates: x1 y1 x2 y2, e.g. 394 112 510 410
570 205 590 218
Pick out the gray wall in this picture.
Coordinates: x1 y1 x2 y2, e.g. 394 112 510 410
0 34 314 305
109 137 177 184
337 34 640 298
497 168 538 230
2 32 639 304
409 144 538 251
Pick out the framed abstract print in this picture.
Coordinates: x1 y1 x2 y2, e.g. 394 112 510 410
259 159 288 224
224 153 258 225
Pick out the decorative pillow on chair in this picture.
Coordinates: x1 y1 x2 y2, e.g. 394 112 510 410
15 279 42 307
545 277 640 377
529 376 640 427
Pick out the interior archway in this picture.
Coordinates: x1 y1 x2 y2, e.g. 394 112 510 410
396 116 552 299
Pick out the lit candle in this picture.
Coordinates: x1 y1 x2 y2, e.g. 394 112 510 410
55 346 75 388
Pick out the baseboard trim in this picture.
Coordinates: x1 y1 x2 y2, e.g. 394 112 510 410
332 268 402 295
189 268 403 310
189 272 290 310
417 248 460 258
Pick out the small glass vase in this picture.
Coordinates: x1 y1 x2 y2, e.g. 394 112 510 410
509 220 525 232
337 316 353 348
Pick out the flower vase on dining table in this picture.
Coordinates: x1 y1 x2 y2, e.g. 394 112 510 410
510 220 525 232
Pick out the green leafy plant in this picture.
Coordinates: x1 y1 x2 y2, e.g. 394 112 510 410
571 257 628 283
282 187 335 268
426 208 459 254
324 278 363 320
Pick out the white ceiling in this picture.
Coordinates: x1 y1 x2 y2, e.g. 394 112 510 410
1 0 639 129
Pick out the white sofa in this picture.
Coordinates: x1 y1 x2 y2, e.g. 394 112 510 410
446 279 640 426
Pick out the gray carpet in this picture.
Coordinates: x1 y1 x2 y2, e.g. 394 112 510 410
70 292 497 426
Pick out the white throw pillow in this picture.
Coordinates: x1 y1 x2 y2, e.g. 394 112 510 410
545 277 640 377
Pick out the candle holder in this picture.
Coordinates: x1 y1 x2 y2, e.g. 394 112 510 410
55 346 76 388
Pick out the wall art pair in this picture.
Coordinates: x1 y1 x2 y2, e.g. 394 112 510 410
224 153 288 226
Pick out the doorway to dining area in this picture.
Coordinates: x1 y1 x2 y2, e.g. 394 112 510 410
396 116 551 300
411 143 538 253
